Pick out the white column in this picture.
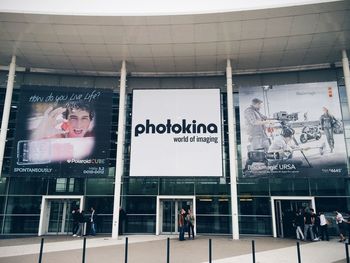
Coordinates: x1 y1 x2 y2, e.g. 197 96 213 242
0 56 16 177
342 50 350 111
112 61 127 239
226 59 239 240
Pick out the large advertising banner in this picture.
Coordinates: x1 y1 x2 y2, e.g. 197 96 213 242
239 82 347 177
10 85 113 177
130 89 222 177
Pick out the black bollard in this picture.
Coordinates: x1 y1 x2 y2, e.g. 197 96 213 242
38 238 44 263
296 241 301 263
346 243 349 263
252 240 255 263
82 237 86 263
209 239 212 263
167 237 170 263
125 237 128 263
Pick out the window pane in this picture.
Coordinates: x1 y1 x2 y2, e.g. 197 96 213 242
125 215 155 233
56 178 67 192
3 215 40 234
196 197 229 215
0 178 7 195
315 197 350 213
239 197 271 215
6 196 41 214
196 215 231 234
310 178 347 196
95 215 112 234
123 178 158 195
48 178 84 195
85 197 114 214
124 196 156 214
195 179 230 195
270 178 309 196
8 177 47 195
239 216 272 235
159 179 194 195
86 178 114 195
237 178 269 195
0 196 5 214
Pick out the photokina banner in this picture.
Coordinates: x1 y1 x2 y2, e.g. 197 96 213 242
10 85 113 177
239 81 347 177
130 89 222 177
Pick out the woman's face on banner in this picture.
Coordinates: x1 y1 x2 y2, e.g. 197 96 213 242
66 109 91 138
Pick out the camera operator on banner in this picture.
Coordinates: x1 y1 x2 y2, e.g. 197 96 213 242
243 98 273 171
244 98 272 152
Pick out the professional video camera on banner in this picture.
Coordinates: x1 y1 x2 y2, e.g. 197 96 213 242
239 82 347 178
9 85 113 178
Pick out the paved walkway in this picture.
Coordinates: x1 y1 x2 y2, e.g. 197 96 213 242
0 235 347 263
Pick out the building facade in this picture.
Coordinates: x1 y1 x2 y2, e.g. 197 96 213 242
0 0 349 239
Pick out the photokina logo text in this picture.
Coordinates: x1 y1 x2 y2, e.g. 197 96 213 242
134 119 218 137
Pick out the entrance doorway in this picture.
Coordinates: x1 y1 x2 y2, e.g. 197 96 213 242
156 196 196 235
271 197 315 238
38 196 84 236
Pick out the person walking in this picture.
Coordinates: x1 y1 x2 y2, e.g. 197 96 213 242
319 212 329 241
295 209 305 240
186 209 195 240
335 211 346 242
74 210 85 237
90 207 97 236
178 208 185 241
72 208 79 236
304 208 315 241
311 208 320 241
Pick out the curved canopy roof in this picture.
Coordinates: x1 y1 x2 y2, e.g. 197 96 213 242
0 0 349 74
0 0 340 16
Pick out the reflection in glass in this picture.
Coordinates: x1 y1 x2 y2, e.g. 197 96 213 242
160 179 194 195
196 215 231 234
86 178 115 195
8 177 47 195
125 215 156 233
270 178 309 196
239 197 271 215
85 196 114 214
195 179 230 195
124 196 156 214
162 201 175 233
239 216 272 235
123 178 158 195
196 197 229 214
4 215 40 234
6 196 42 214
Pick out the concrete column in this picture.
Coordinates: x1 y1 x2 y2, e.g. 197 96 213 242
226 59 239 240
342 50 350 111
112 61 127 239
0 56 16 177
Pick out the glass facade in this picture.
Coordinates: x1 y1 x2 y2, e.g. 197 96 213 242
0 68 349 237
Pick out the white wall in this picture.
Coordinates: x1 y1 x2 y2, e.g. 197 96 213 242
0 0 341 16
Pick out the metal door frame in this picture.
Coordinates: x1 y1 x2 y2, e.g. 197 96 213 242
271 196 315 238
275 200 283 238
156 196 196 235
38 195 84 236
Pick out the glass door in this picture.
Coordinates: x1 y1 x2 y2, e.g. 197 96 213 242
162 200 175 233
275 199 312 238
160 199 192 234
275 200 283 238
47 199 80 235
